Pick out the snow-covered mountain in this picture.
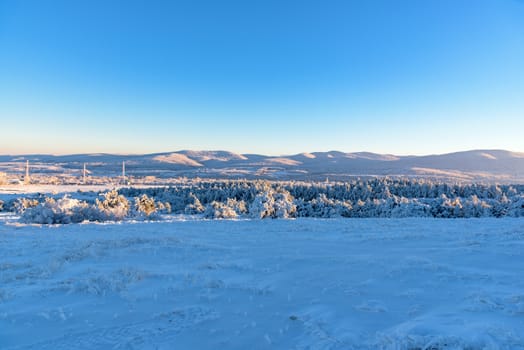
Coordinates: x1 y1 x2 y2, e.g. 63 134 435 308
1 149 524 183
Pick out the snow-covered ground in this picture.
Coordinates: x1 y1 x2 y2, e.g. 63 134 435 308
0 184 160 195
1 217 523 349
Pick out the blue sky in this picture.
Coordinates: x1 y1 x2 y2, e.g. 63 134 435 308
1 0 523 155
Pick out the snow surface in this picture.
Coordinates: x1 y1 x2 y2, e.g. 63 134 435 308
0 184 116 195
153 154 204 167
1 218 524 349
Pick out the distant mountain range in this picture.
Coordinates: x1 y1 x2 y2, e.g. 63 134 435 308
1 149 524 183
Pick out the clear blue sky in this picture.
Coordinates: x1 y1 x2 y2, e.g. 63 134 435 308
1 0 523 155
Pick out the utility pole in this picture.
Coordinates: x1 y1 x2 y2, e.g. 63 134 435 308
24 160 30 184
122 161 126 185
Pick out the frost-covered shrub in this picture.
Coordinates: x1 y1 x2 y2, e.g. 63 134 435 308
462 195 492 218
0 200 3 212
184 193 205 214
95 190 130 221
14 198 40 214
390 197 431 218
226 198 248 215
296 194 350 218
273 191 296 218
430 195 464 218
132 194 165 220
248 188 296 219
508 195 524 217
20 197 95 224
156 201 172 214
204 201 238 219
134 194 156 216
249 191 276 218
314 194 346 218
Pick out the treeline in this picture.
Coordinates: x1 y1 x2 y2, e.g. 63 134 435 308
4 178 523 224
118 179 524 219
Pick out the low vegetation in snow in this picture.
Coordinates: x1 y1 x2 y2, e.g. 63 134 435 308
2 178 524 224
17 190 171 224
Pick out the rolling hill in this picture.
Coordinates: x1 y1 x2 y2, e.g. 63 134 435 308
1 149 524 183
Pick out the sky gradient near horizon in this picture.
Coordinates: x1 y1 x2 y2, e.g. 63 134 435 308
1 0 523 156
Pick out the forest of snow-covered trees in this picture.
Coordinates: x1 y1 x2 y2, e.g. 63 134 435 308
3 178 524 224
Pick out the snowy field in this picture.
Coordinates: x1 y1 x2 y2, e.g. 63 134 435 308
0 184 158 195
1 217 524 349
